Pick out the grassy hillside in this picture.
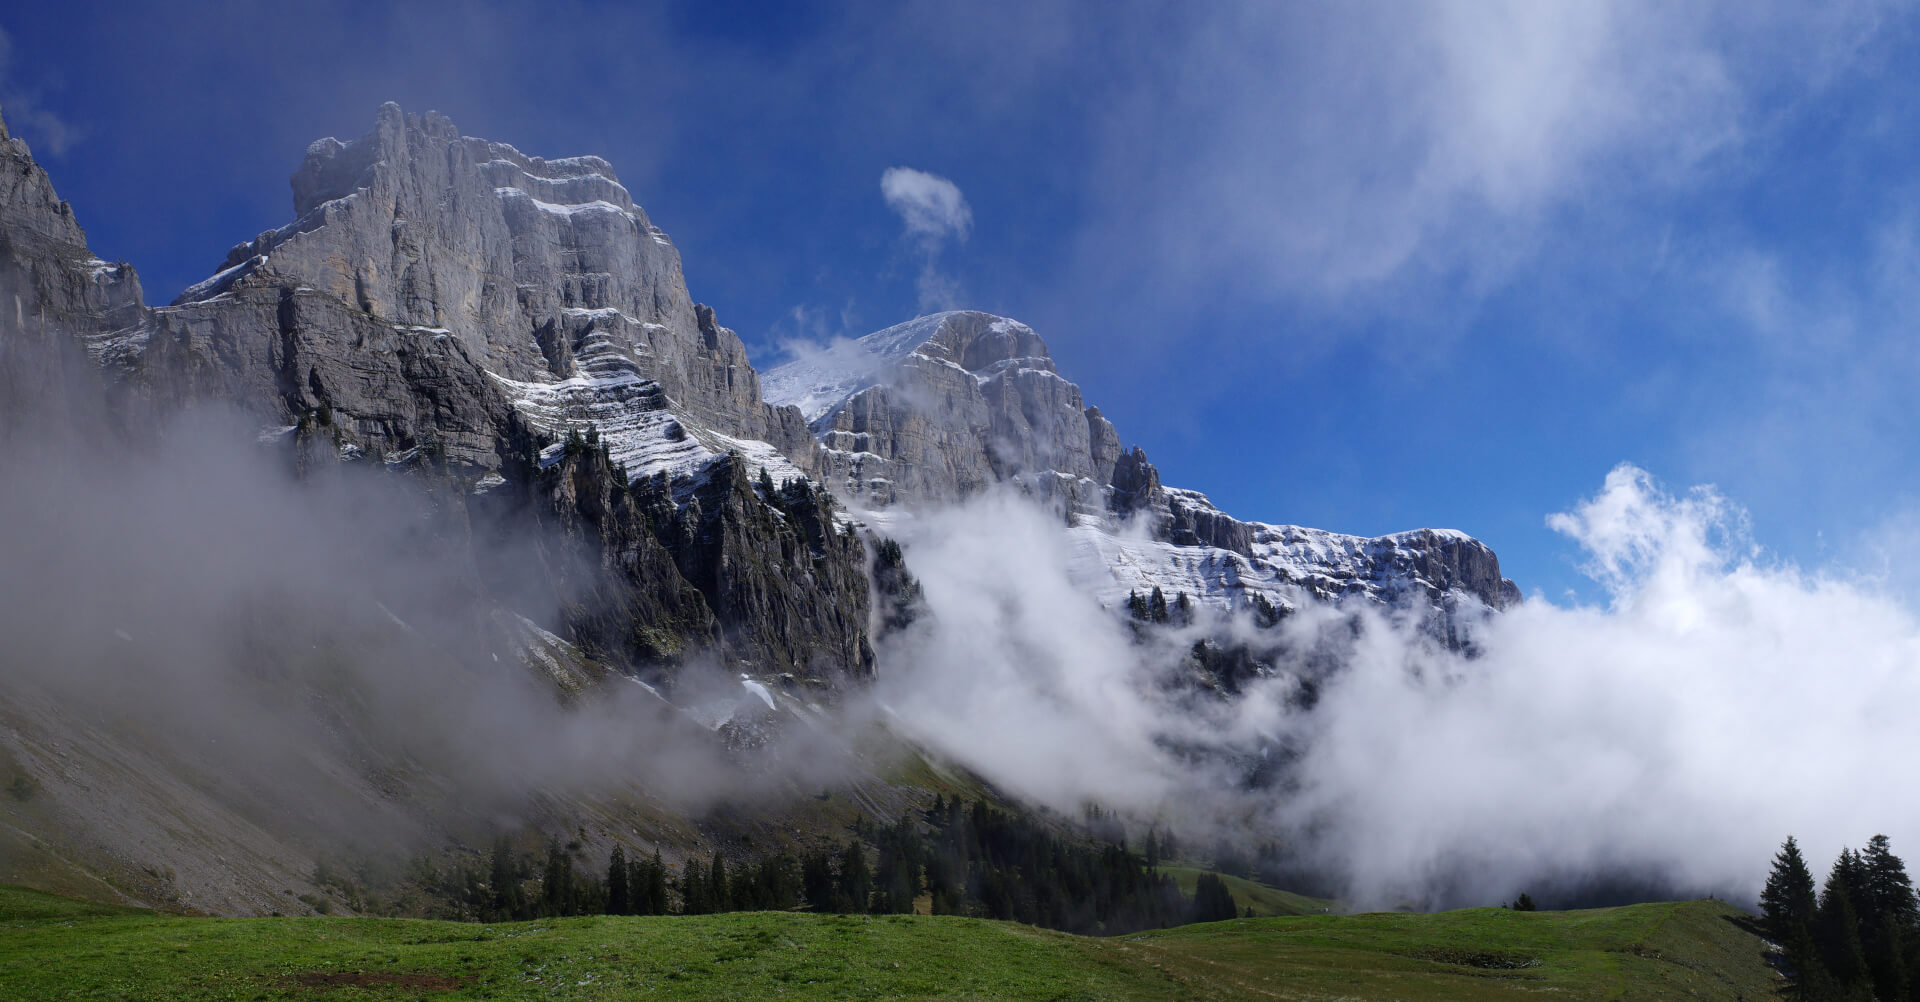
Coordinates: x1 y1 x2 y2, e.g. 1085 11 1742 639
1157 864 1333 917
0 883 1778 1000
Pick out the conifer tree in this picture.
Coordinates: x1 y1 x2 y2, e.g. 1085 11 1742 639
1764 836 1820 940
646 850 669 916
607 845 629 916
1818 857 1876 1000
626 856 649 916
1763 836 1826 997
488 835 523 921
839 841 873 913
801 847 837 912
709 852 731 912
541 837 573 917
1192 873 1237 923
1859 835 1915 1000
1149 586 1168 623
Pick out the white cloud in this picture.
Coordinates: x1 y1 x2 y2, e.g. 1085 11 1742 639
1069 2 1887 301
881 165 972 244
880 166 973 312
1282 463 1920 907
0 27 84 157
868 464 1920 909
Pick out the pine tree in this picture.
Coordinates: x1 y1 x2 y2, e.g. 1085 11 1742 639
681 857 709 915
839 841 873 913
637 848 660 913
1763 836 1827 997
709 852 731 912
1764 836 1820 941
1818 855 1876 999
1148 586 1168 623
542 837 572 917
646 850 669 916
801 847 837 912
1859 835 1915 1001
1192 873 1237 923
488 835 523 921
607 845 629 915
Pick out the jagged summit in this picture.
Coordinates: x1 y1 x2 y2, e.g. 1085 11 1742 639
765 309 1521 612
37 104 871 688
160 103 815 471
764 310 1115 507
763 311 1053 423
0 105 147 426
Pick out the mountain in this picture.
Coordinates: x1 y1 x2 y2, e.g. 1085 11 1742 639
0 111 144 428
763 310 1520 615
1 103 1517 914
78 103 872 682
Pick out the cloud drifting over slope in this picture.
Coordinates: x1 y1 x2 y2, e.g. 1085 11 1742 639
872 464 1920 909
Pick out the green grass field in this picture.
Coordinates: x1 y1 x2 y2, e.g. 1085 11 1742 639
0 883 1778 1000
1157 865 1332 918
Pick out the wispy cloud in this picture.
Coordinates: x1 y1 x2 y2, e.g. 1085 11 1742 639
1069 2 1886 305
881 166 972 244
0 26 85 157
881 165 972 312
871 465 1920 909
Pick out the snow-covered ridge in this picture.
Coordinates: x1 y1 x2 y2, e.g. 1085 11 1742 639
762 311 997 422
494 186 641 222
770 308 1519 613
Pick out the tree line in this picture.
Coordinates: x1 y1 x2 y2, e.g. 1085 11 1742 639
433 797 1240 935
1763 833 1920 1000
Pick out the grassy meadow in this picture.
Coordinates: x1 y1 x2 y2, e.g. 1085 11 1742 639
0 883 1778 1000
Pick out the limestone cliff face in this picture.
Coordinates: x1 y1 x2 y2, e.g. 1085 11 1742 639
167 102 816 467
666 455 874 681
0 108 146 427
765 311 1120 508
11 104 870 685
764 310 1522 613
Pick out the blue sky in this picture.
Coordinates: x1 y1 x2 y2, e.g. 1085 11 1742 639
7 1 1920 601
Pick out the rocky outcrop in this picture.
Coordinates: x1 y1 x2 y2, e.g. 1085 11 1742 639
764 310 1522 613
0 106 146 429
666 455 873 681
171 102 817 467
764 311 1118 508
9 104 872 684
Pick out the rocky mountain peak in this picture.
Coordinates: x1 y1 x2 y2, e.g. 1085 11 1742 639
136 103 819 474
764 308 1521 613
0 103 146 418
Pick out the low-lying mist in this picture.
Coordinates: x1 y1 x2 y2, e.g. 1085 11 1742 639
871 466 1920 911
8 353 1913 915
0 401 854 862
